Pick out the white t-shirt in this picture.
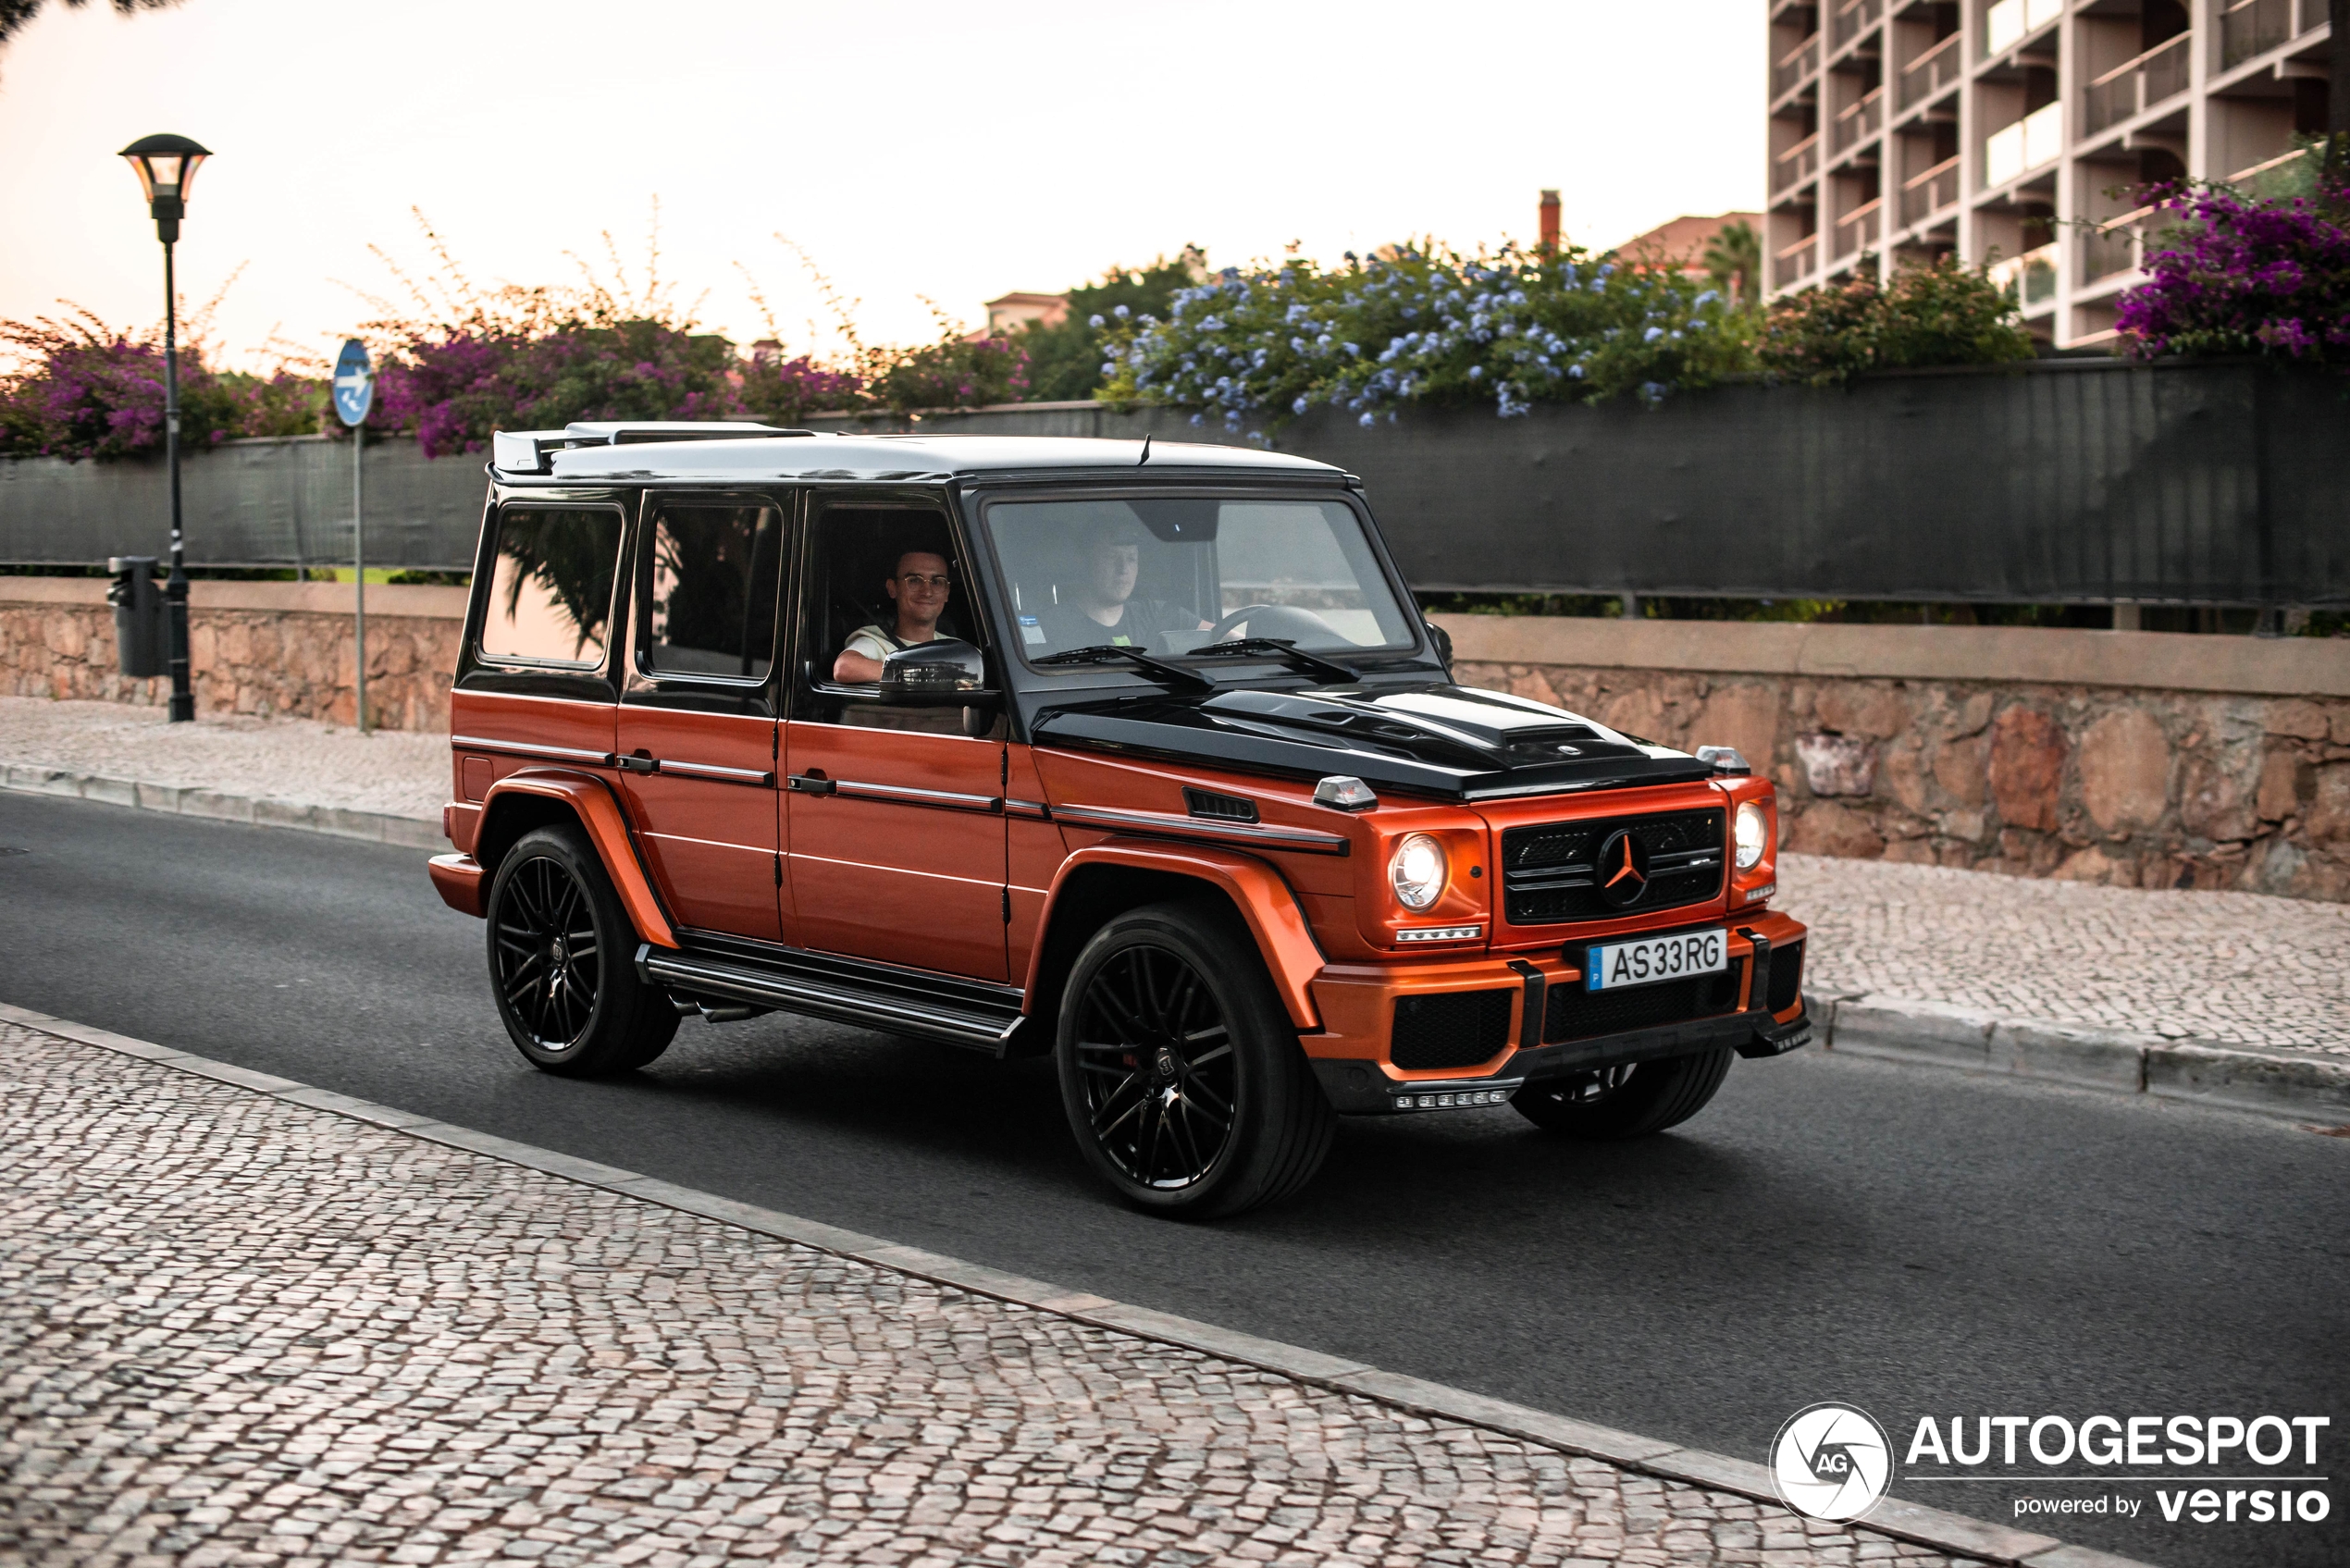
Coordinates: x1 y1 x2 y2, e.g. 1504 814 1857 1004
843 623 939 664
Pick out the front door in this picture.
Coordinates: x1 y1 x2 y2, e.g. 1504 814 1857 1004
783 493 1007 981
613 494 787 941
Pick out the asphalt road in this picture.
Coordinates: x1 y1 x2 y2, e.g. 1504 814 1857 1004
3 790 2344 1568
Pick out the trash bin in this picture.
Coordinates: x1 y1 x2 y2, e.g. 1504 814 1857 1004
107 556 167 678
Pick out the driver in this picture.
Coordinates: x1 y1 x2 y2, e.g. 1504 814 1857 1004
1043 528 1209 651
834 549 951 683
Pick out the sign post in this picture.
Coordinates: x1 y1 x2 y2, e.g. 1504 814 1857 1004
332 340 375 734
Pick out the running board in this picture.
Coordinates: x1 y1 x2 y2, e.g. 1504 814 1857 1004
636 939 1027 1055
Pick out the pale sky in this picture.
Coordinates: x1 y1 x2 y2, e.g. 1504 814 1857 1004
0 0 1766 374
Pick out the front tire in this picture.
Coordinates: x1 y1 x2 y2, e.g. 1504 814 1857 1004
486 824 678 1077
1511 1048 1733 1140
1056 901 1334 1219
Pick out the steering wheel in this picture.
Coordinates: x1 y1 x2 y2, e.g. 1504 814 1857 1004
1205 603 1341 644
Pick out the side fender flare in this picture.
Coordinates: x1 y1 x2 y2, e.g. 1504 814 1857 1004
479 768 677 949
1026 843 1324 1030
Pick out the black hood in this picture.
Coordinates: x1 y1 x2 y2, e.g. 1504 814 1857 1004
1029 681 1717 801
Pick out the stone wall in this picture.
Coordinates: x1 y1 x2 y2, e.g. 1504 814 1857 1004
1439 616 2350 903
0 579 464 733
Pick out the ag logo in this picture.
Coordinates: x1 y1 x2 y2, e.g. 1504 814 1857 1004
1596 829 1651 909
1770 1402 1894 1522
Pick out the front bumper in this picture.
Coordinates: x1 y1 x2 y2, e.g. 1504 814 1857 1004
1302 911 1811 1116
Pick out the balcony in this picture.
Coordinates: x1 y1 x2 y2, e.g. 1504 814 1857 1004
1985 0 2062 56
1899 154 1961 228
1988 242 2059 309
1775 33 1821 98
1774 132 1823 194
2220 0 2309 70
2081 207 2155 286
1831 86 1887 156
1898 32 1963 111
1833 197 1884 260
1985 102 2063 188
1830 0 1883 51
1774 235 1819 290
2084 32 2191 137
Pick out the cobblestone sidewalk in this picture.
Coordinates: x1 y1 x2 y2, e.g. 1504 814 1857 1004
0 1024 1983 1568
5 693 2344 1056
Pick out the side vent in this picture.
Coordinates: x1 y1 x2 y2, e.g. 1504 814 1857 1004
1183 787 1259 824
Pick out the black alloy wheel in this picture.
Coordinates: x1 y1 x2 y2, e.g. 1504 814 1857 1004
1056 902 1334 1218
1510 1047 1735 1140
485 825 677 1077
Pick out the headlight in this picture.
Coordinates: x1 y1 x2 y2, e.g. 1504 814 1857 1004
1735 800 1769 870
1389 833 1448 910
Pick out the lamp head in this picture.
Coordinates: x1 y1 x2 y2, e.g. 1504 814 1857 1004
118 133 211 241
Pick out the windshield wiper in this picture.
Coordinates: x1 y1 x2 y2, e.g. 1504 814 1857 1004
1186 637 1360 684
1033 643 1217 691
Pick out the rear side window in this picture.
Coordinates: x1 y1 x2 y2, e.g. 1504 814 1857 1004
638 501 786 681
480 507 622 667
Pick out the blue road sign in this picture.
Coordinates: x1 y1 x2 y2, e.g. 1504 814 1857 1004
332 339 373 426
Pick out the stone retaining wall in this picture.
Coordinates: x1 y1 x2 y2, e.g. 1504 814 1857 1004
0 579 464 733
1438 616 2350 903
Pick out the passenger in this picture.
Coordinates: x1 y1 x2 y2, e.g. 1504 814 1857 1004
834 549 952 683
1041 528 1210 652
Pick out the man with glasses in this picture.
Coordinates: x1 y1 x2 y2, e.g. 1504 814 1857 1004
833 549 953 683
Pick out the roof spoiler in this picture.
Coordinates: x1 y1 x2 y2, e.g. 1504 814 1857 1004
491 421 814 475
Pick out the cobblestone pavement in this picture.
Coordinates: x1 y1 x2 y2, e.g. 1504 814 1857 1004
0 1025 1978 1568
1783 852 2350 1057
0 697 443 821
5 694 2340 1058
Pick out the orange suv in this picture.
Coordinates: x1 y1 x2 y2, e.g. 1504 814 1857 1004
428 422 1810 1216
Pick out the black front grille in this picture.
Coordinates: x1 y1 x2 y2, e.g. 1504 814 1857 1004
1542 962 1745 1044
1391 989 1515 1070
1501 808 1726 926
1766 940 1805 1014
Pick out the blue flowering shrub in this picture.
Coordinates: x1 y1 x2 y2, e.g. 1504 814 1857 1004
1095 242 1751 433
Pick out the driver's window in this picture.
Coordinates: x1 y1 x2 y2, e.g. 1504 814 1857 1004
798 500 974 733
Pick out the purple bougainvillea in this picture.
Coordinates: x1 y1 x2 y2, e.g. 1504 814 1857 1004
2115 179 2350 365
0 320 240 461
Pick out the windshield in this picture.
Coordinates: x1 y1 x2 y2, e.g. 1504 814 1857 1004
984 496 1417 666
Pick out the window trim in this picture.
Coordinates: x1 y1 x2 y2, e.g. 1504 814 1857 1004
792 490 991 722
629 490 792 690
474 500 629 673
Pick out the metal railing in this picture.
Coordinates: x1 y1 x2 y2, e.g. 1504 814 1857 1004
1899 154 1961 228
2084 32 2192 137
2081 207 2156 285
1773 132 1822 193
1830 0 1883 51
1833 197 1883 260
1988 242 2059 308
1773 235 1818 290
1774 32 1821 97
1984 101 2064 188
2220 0 2298 69
1832 86 1886 156
1898 31 1962 110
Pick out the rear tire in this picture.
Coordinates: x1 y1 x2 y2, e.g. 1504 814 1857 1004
1510 1048 1733 1140
485 824 678 1078
1056 901 1334 1219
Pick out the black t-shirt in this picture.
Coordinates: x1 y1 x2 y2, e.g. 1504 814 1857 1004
1033 598 1203 655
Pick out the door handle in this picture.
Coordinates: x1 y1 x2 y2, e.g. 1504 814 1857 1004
618 750 659 774
787 772 835 796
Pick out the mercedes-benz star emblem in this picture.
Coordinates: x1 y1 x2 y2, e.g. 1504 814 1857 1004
1596 829 1651 909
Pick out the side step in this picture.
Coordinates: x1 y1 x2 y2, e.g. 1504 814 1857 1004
636 937 1028 1054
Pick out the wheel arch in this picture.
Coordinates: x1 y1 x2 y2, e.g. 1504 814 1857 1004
476 768 677 949
1020 843 1324 1049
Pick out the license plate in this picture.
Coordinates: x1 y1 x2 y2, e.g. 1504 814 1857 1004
1584 928 1726 992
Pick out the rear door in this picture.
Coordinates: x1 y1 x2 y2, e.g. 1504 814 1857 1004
781 490 1008 981
612 493 789 941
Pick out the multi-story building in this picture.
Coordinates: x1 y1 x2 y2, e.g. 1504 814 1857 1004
1764 0 2335 345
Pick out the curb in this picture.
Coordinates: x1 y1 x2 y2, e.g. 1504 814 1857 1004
0 999 2155 1568
1809 991 2350 1123
0 761 444 850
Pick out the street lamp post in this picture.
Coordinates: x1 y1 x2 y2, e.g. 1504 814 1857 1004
118 133 212 723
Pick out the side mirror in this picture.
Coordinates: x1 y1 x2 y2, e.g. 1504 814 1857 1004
1423 618 1454 668
879 638 1001 708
